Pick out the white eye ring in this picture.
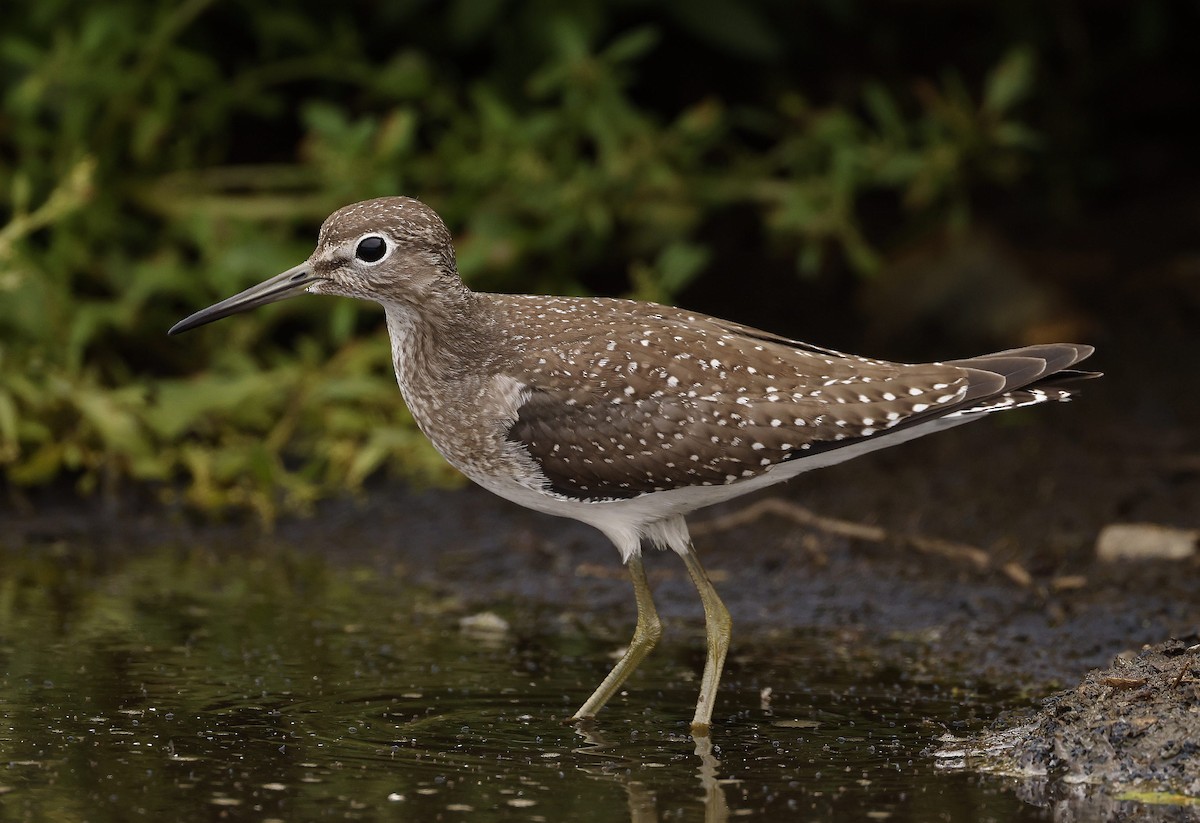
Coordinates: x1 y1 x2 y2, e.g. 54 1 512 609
354 234 389 265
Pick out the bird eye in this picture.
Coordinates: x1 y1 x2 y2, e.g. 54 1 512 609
355 235 388 263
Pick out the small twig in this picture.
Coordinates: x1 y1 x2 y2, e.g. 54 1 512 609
692 497 992 570
1101 676 1147 690
1171 643 1200 689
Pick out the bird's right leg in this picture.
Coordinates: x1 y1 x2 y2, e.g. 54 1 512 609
570 553 662 721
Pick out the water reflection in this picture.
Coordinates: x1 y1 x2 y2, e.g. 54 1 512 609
571 723 729 822
0 542 1058 820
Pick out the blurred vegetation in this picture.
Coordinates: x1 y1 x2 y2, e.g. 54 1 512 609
0 0 1190 516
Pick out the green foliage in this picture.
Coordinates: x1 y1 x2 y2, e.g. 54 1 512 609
0 0 1053 515
748 47 1039 275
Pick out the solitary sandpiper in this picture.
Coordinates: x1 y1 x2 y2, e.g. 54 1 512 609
170 196 1097 731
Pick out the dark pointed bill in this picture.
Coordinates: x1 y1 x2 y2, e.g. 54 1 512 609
168 263 321 335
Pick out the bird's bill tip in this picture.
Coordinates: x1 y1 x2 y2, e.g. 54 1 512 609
168 263 317 335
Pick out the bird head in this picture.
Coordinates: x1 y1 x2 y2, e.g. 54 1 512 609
169 196 459 335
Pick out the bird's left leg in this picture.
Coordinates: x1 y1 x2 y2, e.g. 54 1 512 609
679 543 732 733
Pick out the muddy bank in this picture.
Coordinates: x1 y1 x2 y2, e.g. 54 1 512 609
938 635 1200 810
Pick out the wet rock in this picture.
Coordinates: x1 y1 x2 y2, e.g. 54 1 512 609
459 611 511 635
1096 523 1198 563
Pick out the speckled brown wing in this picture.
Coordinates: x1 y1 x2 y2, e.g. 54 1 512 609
502 306 1000 502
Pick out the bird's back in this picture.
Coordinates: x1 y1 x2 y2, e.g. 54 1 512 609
409 293 1098 506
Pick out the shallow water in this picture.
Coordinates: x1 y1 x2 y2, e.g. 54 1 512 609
0 541 1063 821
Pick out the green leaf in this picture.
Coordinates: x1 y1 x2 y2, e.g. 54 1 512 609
656 241 710 294
447 0 507 44
983 47 1035 115
601 27 660 65
666 0 783 61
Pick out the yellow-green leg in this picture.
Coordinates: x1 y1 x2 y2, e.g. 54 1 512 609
680 546 732 733
571 554 662 721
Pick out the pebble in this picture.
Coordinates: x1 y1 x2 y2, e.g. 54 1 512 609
1095 523 1198 562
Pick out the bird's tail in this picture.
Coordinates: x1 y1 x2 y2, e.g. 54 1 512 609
947 343 1099 416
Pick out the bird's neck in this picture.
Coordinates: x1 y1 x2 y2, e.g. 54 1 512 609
382 287 496 395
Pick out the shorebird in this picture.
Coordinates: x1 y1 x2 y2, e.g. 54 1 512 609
170 196 1097 731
